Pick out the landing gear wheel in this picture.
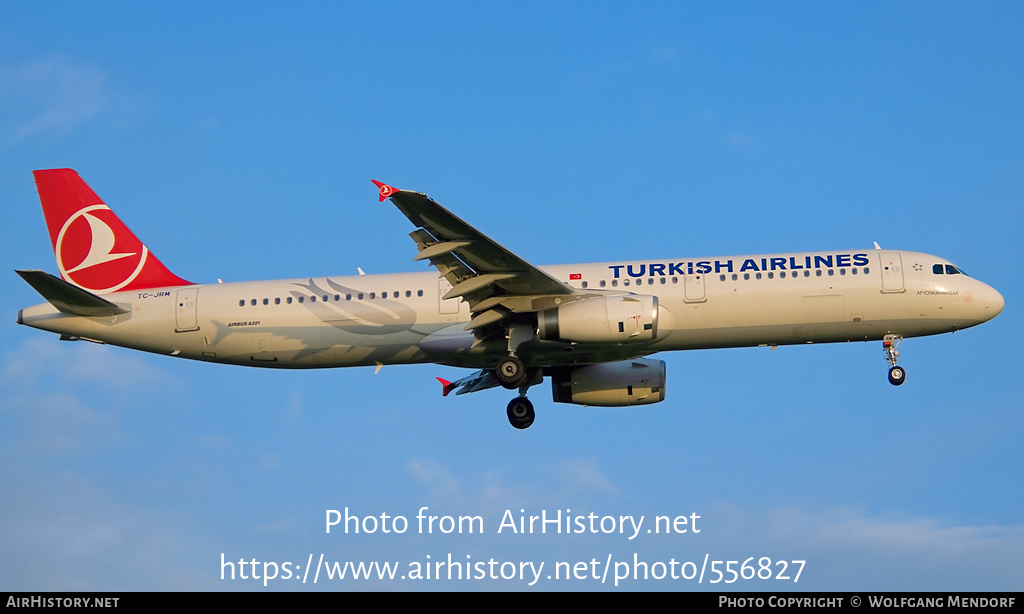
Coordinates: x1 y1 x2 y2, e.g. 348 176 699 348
507 397 535 429
496 356 526 389
888 366 906 386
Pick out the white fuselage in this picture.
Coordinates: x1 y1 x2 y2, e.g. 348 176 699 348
18 249 1004 370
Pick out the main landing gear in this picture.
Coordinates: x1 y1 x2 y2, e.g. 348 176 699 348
496 355 526 389
497 321 539 429
496 354 541 429
497 356 534 428
883 334 906 386
507 396 535 430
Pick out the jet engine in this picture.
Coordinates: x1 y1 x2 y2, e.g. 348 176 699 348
550 358 666 406
537 295 658 344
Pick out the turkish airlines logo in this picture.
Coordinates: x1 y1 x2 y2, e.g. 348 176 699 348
55 204 148 293
372 180 397 202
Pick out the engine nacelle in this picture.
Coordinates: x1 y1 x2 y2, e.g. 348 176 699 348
550 359 667 406
538 294 658 344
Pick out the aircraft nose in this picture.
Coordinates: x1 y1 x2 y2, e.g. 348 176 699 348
975 282 1004 322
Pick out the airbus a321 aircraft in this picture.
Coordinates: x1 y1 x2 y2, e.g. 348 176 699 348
17 169 1004 429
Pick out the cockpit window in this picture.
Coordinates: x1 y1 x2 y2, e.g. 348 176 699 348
934 263 969 276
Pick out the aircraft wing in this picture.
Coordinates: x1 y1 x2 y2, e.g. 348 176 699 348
374 181 573 334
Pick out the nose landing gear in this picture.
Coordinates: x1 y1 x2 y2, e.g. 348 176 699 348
883 334 906 386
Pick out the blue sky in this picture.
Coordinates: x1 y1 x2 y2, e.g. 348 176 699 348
2 2 1021 590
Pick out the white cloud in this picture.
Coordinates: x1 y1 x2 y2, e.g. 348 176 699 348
2 338 176 393
1 338 177 455
0 471 216 590
0 55 145 144
770 506 1024 560
406 455 620 517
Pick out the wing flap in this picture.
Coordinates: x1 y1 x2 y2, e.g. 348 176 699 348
443 273 518 300
464 308 507 331
412 240 475 262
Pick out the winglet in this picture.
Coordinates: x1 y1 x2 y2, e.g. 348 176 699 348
371 180 397 202
436 377 457 397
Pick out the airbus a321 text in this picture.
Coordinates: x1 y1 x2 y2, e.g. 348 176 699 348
17 169 1004 429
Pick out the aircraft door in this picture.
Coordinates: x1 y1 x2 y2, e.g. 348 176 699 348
879 252 905 293
683 274 706 302
438 278 460 314
175 288 199 332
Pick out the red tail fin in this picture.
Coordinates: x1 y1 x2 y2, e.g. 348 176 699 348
33 169 191 294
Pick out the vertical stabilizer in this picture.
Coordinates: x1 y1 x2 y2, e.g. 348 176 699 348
33 169 191 293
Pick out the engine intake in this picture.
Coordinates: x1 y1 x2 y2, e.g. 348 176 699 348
550 359 667 406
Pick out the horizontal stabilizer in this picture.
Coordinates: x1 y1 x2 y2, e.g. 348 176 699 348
16 270 130 317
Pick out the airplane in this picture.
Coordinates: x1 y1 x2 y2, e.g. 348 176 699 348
16 169 1004 429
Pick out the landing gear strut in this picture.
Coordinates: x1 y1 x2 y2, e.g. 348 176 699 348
883 334 906 386
499 321 539 428
502 366 542 429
